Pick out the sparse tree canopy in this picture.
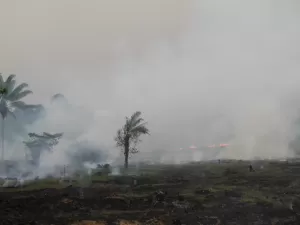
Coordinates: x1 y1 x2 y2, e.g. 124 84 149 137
115 111 149 169
23 132 63 165
24 132 63 150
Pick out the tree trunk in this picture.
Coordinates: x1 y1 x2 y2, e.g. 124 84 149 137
124 138 130 169
1 117 4 162
124 147 129 169
1 117 4 174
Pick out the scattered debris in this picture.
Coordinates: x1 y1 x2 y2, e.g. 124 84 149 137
153 190 167 206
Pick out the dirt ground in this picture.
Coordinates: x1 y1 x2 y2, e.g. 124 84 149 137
1 160 300 225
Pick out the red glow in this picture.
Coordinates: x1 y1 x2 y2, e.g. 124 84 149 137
189 145 197 149
219 144 229 147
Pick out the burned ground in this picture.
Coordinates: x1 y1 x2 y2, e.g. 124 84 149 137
0 160 300 224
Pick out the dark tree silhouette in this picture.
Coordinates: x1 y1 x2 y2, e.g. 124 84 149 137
115 111 149 169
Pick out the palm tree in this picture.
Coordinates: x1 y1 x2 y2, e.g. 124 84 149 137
115 111 149 169
0 74 33 162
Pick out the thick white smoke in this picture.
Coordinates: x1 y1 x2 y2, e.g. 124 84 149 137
0 0 299 172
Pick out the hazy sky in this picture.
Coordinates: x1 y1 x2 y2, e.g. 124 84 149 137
1 0 300 160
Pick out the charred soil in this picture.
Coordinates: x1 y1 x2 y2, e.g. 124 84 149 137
1 160 300 225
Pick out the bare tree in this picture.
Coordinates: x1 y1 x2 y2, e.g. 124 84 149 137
115 111 149 169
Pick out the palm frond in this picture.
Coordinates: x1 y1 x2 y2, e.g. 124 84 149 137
9 90 33 101
5 80 16 95
28 133 45 139
5 74 16 84
11 101 41 111
4 74 17 95
130 117 144 129
131 124 149 135
43 132 63 139
130 111 142 124
6 83 29 100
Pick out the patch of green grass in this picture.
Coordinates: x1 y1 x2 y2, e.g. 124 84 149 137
133 183 180 192
211 184 236 191
91 175 109 182
240 190 274 205
180 189 206 204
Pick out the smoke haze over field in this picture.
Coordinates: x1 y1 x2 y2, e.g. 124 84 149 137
1 0 300 163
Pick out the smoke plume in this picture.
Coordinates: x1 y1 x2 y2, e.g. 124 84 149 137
0 0 300 170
